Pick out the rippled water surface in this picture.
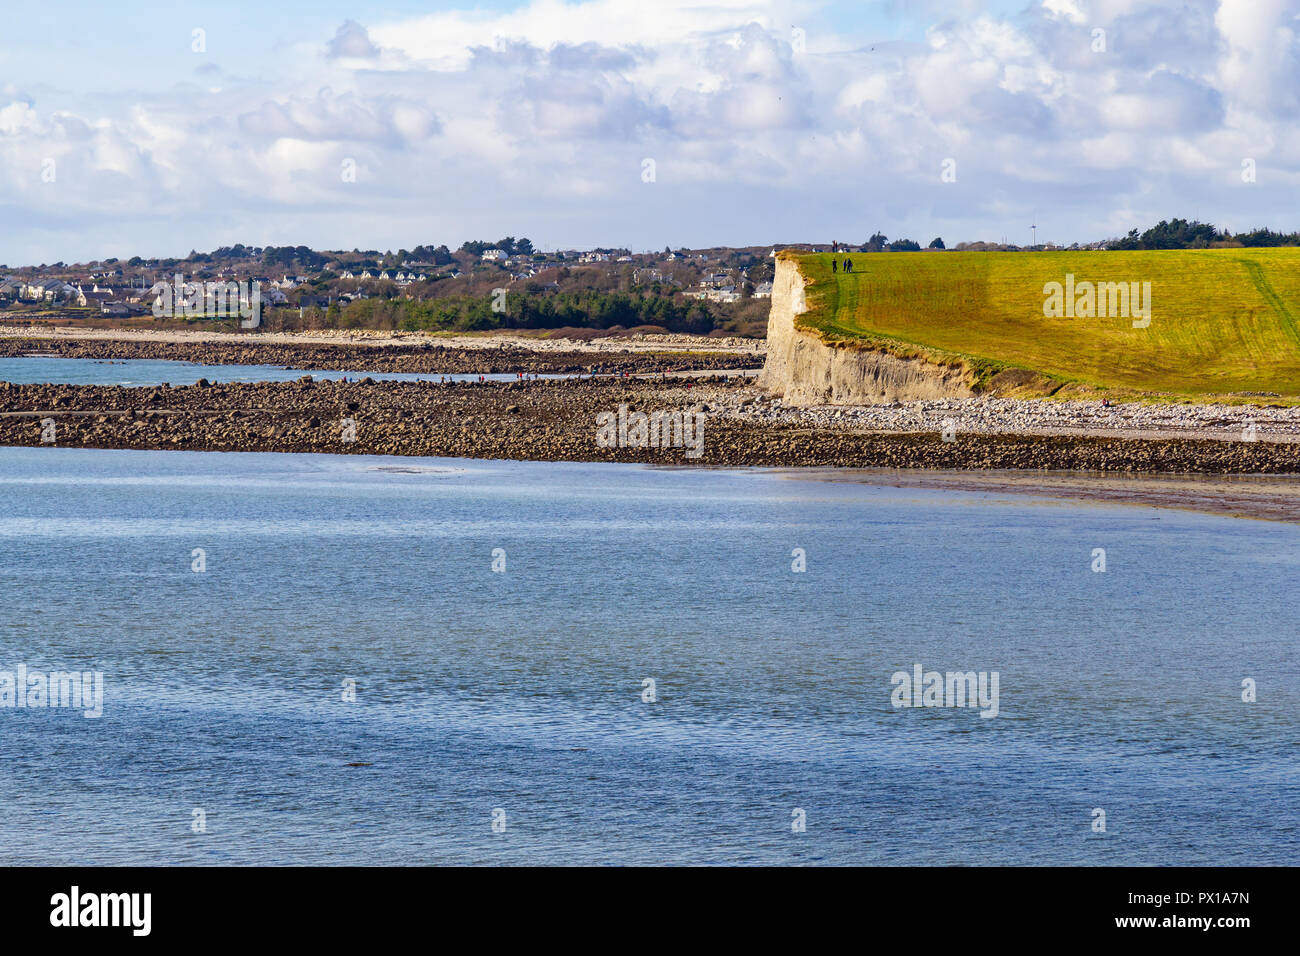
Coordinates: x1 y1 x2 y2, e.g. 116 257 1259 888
0 447 1295 864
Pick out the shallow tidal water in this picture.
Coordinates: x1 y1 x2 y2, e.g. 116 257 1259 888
0 446 1295 865
0 355 562 386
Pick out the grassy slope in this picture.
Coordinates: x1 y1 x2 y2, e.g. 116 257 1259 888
787 248 1300 401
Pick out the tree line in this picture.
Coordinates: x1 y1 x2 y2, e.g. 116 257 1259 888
308 288 718 335
1106 219 1300 250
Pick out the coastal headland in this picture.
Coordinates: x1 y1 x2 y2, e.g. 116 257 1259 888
760 247 1300 405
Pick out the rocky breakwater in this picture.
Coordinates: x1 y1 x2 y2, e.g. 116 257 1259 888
757 255 976 406
2 378 1299 474
0 336 760 376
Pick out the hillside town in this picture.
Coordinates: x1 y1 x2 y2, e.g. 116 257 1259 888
0 241 785 336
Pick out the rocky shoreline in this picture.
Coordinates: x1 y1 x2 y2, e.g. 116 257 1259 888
3 377 1297 476
0 335 760 375
730 394 1300 443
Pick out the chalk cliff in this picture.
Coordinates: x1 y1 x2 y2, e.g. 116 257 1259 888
756 256 976 406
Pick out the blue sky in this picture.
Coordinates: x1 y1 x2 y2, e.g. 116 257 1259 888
1 0 1296 264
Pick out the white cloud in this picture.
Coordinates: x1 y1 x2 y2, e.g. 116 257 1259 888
1042 0 1087 25
327 20 380 60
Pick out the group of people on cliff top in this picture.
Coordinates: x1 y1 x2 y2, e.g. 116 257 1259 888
829 241 853 273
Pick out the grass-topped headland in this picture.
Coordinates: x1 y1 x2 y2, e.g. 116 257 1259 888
782 247 1300 403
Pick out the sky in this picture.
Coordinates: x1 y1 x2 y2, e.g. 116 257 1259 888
0 0 1296 265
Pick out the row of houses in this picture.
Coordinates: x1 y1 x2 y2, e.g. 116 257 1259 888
0 277 155 312
0 277 77 302
335 269 432 284
0 274 312 314
679 266 774 302
683 279 772 303
575 251 634 264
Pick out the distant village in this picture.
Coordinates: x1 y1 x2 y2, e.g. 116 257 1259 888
0 241 780 324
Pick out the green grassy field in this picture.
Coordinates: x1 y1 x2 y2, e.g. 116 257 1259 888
787 247 1300 401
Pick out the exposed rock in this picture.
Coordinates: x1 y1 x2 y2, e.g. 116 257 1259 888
0 336 759 376
1 376 1297 476
758 256 977 406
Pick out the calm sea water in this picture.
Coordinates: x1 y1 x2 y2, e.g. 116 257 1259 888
0 356 566 386
0 446 1295 865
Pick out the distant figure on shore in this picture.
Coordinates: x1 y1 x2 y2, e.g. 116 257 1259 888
832 259 838 273
844 258 854 273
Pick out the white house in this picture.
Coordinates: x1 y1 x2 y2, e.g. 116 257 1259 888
73 284 116 308
481 249 507 261
27 280 76 301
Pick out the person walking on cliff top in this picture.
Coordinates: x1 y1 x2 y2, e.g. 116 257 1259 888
831 259 837 273
832 240 839 253
844 258 853 273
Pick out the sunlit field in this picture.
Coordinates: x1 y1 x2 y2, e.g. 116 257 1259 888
790 247 1300 400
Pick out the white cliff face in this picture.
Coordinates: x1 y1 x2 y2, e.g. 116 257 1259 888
757 257 976 406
